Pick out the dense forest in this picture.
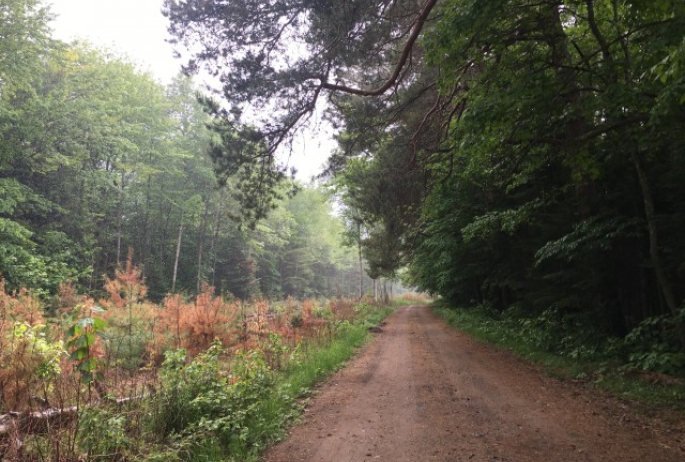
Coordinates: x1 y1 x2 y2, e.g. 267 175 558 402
3 0 683 366
0 0 387 303
1 0 684 460
164 0 685 373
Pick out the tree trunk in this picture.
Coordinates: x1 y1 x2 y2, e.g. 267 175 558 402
358 226 364 300
141 174 153 266
209 206 222 288
171 210 184 293
116 171 125 267
630 150 677 316
196 204 209 293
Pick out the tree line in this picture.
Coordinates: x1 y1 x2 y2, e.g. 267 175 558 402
0 0 376 302
164 0 685 368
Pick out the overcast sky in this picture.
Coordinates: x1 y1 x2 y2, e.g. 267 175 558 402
47 0 180 83
45 0 330 180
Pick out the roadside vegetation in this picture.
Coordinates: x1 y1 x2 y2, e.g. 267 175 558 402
434 301 685 407
0 265 404 461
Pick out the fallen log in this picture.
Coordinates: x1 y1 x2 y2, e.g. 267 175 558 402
0 406 77 436
0 395 147 437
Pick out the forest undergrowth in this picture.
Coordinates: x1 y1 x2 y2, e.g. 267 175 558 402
434 302 685 407
0 261 403 461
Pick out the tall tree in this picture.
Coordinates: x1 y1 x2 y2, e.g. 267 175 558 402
0 0 53 90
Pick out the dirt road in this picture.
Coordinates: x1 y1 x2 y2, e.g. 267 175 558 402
263 305 684 462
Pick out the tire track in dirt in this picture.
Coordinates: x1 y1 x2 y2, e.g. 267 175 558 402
263 305 684 462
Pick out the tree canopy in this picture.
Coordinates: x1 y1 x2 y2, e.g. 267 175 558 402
166 0 685 357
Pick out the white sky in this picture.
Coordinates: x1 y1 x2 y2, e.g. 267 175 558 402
46 0 331 180
47 0 179 83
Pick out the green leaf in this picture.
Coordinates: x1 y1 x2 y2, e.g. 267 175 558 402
69 348 89 361
75 333 95 348
91 317 107 331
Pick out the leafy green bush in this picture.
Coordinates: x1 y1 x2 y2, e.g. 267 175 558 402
78 407 132 461
622 308 685 377
147 341 280 460
65 309 108 384
511 307 608 360
437 302 612 362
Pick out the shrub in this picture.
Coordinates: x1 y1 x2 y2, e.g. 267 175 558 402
147 342 278 459
87 260 157 373
0 282 64 411
0 322 65 410
328 298 356 322
153 285 239 357
65 309 108 386
77 406 132 461
622 308 685 377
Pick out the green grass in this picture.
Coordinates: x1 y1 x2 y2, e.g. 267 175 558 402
365 304 396 324
433 302 685 408
282 323 369 398
390 297 432 307
593 374 685 406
